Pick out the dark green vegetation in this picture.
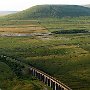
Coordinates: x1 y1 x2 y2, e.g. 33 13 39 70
1 5 90 20
0 61 35 90
0 56 51 90
0 56 50 90
52 29 89 34
0 16 90 90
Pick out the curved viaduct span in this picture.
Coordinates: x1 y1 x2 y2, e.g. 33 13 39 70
0 55 72 90
30 66 72 90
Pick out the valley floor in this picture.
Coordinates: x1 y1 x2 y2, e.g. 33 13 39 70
0 17 90 90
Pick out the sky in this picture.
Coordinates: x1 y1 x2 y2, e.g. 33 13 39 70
0 0 90 11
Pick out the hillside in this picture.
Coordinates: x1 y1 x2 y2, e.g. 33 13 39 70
1 5 90 20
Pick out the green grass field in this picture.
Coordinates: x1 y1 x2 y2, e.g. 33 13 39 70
0 60 51 90
0 17 90 90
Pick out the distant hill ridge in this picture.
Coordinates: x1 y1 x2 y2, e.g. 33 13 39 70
84 4 90 8
1 5 90 19
0 11 17 16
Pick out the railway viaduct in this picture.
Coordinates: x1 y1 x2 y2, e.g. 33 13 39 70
30 66 72 90
0 55 72 90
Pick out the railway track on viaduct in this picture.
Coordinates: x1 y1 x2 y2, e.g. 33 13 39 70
30 66 72 90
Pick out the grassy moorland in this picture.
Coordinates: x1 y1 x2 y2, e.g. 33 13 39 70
0 60 51 90
0 61 34 90
0 19 52 90
0 16 90 90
